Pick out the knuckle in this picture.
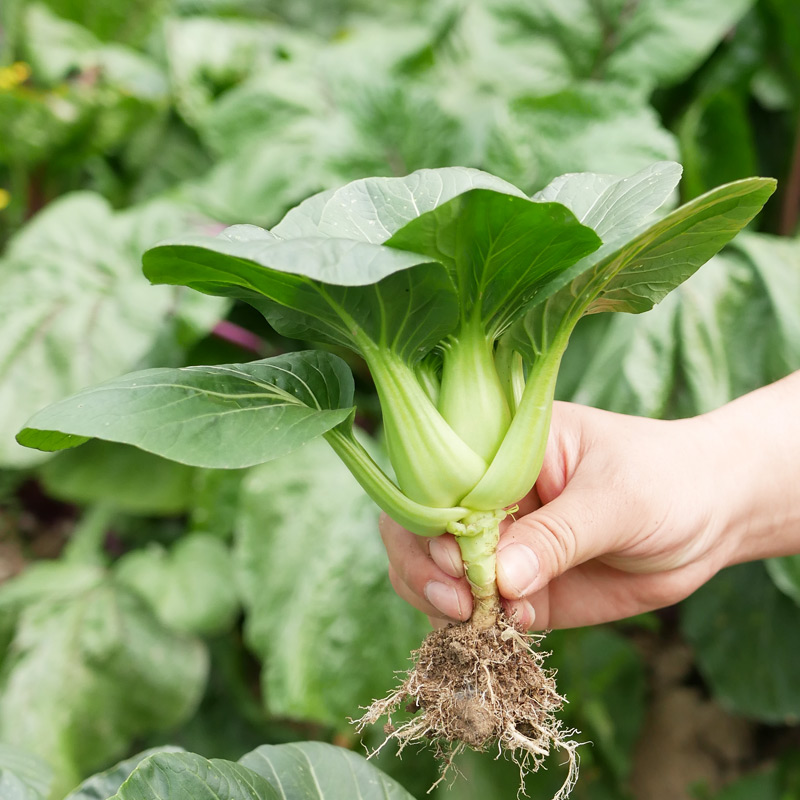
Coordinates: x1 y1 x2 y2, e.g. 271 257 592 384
520 510 579 578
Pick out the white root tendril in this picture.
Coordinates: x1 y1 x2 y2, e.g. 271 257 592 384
355 616 582 800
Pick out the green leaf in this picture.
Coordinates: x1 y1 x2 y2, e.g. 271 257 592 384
681 562 800 723
235 438 427 726
558 293 680 418
485 85 678 193
512 176 776 361
0 575 207 797
385 189 601 335
144 231 457 360
240 742 417 800
501 0 756 89
0 193 222 468
40 442 198 516
0 746 52 800
109 752 278 800
64 748 185 800
17 351 355 468
766 556 800 608
531 161 683 244
115 534 240 636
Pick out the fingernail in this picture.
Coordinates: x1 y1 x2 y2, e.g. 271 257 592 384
424 581 463 620
497 544 540 597
429 537 464 578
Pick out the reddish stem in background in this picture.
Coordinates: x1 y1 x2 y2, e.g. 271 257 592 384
212 320 267 355
779 115 800 236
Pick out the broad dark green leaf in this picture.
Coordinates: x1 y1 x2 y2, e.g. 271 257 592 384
115 534 240 636
240 742 417 800
0 193 223 468
0 575 207 797
40 442 198 516
65 748 185 800
385 189 601 335
110 753 278 800
17 351 355 468
681 562 800 723
235 438 427 726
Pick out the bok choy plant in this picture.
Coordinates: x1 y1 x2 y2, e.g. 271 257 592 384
17 163 775 795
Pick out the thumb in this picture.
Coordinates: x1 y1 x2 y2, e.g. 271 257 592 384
496 484 624 600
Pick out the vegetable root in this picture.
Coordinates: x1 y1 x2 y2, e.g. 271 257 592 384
356 616 580 798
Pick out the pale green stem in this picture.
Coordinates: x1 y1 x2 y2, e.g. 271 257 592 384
447 509 507 629
324 425 467 537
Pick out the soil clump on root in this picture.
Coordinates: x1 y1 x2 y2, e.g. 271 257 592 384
357 614 580 797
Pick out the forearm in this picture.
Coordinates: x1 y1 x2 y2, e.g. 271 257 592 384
703 370 800 565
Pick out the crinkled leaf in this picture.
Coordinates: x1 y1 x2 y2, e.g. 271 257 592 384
40 442 198 516
115 534 240 636
0 193 222 468
385 189 601 335
109 752 278 800
17 351 355 469
240 742 417 800
65 748 185 800
681 562 800 723
235 438 427 726
0 577 207 797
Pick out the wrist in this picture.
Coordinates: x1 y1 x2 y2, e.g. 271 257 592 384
700 372 800 566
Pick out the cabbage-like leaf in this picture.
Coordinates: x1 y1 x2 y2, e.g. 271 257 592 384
17 351 354 467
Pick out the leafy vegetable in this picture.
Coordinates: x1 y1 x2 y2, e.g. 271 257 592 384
18 163 775 626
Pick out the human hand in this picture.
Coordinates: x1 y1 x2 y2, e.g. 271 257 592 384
381 400 745 630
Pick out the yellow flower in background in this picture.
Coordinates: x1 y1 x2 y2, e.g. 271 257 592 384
0 190 10 210
0 62 31 91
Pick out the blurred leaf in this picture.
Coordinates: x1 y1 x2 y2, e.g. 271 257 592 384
37 0 168 45
0 193 217 468
189 468 247 538
23 4 167 99
18 351 356 468
110 752 278 800
486 85 678 193
766 556 800 608
240 742 417 800
0 571 208 797
501 0 756 90
559 293 679 417
679 91 758 201
681 562 800 723
115 533 240 636
548 627 646 785
0 746 52 800
64 747 185 800
235 438 427 727
40 441 197 515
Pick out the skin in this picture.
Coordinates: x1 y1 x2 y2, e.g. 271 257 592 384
381 370 800 630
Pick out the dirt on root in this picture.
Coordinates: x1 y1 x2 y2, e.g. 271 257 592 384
358 615 580 798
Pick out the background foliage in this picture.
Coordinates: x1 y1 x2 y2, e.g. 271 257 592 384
1 1 800 798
